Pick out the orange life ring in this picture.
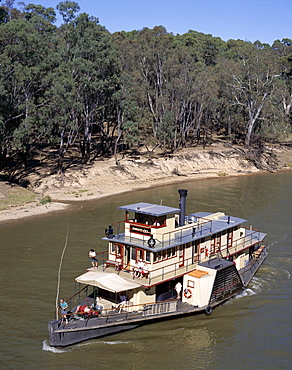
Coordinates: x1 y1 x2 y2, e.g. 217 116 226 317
205 249 209 256
184 288 192 299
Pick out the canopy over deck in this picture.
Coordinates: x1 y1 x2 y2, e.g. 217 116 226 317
75 270 141 293
118 202 180 217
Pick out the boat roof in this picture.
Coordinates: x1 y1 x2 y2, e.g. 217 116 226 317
75 270 141 292
199 258 234 270
118 202 180 217
190 212 247 227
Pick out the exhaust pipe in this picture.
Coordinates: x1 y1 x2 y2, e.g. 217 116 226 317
178 189 188 226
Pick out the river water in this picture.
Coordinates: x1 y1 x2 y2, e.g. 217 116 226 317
0 171 291 369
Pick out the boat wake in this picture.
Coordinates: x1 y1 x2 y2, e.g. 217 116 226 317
42 340 70 353
102 340 132 345
76 339 132 347
42 338 132 352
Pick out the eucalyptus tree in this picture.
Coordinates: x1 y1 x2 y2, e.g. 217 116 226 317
272 39 292 136
0 10 57 169
54 12 120 165
56 0 80 24
165 33 222 150
219 41 281 146
131 26 175 148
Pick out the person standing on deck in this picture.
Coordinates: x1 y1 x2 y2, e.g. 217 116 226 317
89 249 98 267
59 299 69 324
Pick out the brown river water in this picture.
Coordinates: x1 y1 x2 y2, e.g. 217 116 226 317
0 171 291 369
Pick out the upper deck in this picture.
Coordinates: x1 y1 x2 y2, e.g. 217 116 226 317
103 202 256 251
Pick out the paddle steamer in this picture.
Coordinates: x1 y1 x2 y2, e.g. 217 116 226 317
48 189 267 347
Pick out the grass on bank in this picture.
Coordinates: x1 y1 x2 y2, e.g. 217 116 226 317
0 184 36 211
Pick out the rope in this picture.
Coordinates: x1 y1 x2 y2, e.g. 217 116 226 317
55 223 70 320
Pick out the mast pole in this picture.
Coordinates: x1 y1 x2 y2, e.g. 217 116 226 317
55 223 70 320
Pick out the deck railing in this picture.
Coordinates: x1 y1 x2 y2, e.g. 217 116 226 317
110 217 213 249
143 300 178 315
239 243 268 286
95 230 264 285
61 294 179 324
66 285 95 311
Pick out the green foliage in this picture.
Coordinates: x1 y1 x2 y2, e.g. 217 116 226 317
39 195 52 205
0 1 291 177
56 0 80 23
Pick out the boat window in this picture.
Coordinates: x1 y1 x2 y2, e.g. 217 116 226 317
187 280 194 288
146 251 151 262
131 248 136 261
137 249 144 261
154 247 177 262
111 243 116 254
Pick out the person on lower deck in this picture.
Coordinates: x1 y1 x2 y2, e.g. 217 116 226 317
175 281 182 299
117 293 127 313
59 299 69 324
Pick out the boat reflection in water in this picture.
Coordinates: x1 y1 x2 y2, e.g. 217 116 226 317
48 189 267 347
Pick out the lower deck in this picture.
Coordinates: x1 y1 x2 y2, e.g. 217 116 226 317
51 299 199 335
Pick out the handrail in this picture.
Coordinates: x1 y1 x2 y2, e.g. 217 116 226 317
60 295 179 319
239 243 268 285
95 231 265 284
108 217 213 249
86 226 265 286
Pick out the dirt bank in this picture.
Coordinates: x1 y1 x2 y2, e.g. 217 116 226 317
1 143 291 223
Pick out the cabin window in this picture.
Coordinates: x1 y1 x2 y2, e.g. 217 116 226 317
116 244 122 255
111 243 116 254
154 247 177 262
137 249 144 261
131 248 136 261
146 251 151 262
154 251 162 262
169 247 176 257
188 280 194 288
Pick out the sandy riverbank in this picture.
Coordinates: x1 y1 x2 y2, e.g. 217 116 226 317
0 144 291 223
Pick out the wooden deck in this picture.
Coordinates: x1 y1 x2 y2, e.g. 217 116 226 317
55 299 198 334
239 244 268 287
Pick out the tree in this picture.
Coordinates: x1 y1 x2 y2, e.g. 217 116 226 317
24 4 57 24
57 0 80 24
220 43 280 146
0 16 57 169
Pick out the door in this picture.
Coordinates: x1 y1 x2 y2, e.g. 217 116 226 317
215 233 221 253
115 243 124 267
227 229 233 249
136 248 144 262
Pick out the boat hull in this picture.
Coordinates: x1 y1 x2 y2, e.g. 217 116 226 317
48 319 140 347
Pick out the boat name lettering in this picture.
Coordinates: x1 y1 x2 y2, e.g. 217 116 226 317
130 225 151 235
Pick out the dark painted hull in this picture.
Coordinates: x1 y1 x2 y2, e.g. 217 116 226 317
48 319 140 347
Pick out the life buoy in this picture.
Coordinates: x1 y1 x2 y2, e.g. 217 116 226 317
205 306 212 315
184 288 192 299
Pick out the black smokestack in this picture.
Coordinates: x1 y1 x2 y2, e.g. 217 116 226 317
178 189 188 226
